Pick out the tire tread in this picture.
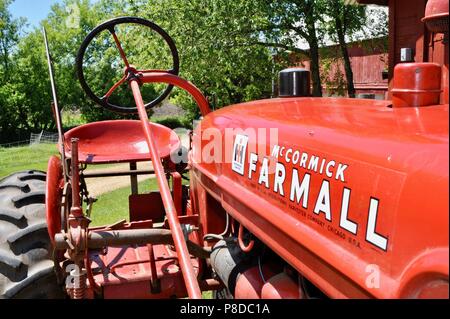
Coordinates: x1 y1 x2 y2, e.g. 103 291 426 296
0 171 63 299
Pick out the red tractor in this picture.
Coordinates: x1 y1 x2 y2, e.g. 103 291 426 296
0 0 448 299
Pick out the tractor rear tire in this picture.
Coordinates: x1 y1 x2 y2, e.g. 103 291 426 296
0 171 63 299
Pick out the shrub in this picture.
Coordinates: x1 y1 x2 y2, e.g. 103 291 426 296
152 116 192 130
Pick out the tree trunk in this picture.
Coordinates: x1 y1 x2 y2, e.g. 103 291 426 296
339 37 356 98
309 41 323 97
0 40 9 81
333 1 356 98
305 3 323 97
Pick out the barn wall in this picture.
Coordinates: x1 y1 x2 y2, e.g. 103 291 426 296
292 39 389 98
290 0 449 102
388 0 448 103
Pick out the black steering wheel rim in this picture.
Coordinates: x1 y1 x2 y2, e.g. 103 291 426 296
76 16 180 114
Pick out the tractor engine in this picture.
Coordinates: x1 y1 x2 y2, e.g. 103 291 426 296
189 0 449 299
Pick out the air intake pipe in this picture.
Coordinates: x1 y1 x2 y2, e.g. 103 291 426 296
278 68 311 97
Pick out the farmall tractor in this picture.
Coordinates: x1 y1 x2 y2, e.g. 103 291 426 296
0 0 448 299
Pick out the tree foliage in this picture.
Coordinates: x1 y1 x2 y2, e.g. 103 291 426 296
0 0 388 143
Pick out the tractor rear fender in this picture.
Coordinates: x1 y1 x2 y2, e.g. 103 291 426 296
45 156 64 244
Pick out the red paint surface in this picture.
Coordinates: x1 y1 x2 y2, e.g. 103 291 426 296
45 156 63 244
88 244 199 299
392 62 442 107
191 96 449 298
64 120 180 164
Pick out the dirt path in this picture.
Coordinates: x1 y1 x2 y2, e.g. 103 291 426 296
84 161 155 197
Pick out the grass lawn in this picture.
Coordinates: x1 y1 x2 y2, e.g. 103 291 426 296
89 179 159 227
0 143 121 179
89 176 189 226
0 143 59 179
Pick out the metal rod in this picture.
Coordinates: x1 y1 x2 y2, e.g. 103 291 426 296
148 244 160 293
55 229 169 249
54 229 211 259
109 29 130 68
90 229 171 248
130 162 138 195
70 138 82 216
43 27 67 181
171 171 182 215
82 169 156 178
130 79 202 299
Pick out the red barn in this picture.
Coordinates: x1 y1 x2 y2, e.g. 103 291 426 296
300 37 389 99
360 0 448 103
293 0 448 101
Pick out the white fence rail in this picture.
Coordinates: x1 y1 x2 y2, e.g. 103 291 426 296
29 131 59 146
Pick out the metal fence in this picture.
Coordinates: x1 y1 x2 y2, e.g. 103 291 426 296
29 131 59 146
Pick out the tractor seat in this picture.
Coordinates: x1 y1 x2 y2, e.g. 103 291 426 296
63 120 181 164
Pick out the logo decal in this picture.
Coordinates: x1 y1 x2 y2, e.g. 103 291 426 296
232 143 397 253
232 134 249 175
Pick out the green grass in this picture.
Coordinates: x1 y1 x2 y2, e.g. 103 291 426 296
0 143 59 179
89 177 189 227
89 179 159 227
0 143 121 179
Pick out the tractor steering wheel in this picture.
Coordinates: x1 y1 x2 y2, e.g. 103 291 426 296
76 17 179 114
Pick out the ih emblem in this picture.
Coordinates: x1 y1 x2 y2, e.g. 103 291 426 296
232 134 249 175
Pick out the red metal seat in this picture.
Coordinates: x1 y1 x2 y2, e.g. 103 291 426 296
64 120 181 164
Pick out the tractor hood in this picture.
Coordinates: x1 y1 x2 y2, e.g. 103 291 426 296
193 97 448 182
191 97 449 298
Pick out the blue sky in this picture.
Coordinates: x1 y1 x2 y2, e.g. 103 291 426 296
10 0 62 29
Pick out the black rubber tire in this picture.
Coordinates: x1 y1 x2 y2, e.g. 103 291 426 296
0 170 63 299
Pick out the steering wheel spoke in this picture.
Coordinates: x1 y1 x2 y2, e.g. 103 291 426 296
76 17 179 114
101 74 128 101
108 27 131 68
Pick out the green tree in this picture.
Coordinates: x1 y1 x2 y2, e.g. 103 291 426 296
141 0 276 118
323 1 389 98
0 0 26 140
324 0 367 98
0 0 23 81
249 0 326 97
